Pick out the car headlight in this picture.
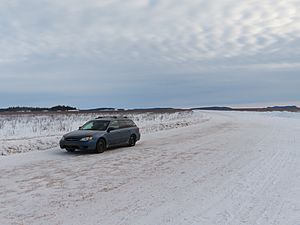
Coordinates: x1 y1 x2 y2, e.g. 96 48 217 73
80 136 93 141
61 136 65 141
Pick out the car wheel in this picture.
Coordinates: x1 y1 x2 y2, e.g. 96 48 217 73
66 148 75 152
128 135 136 147
96 139 106 153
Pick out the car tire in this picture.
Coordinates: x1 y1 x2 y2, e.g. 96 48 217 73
96 139 106 153
128 135 136 147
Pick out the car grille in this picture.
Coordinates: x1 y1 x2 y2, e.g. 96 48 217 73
65 137 81 141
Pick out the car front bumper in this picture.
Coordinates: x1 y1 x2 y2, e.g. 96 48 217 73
59 139 97 151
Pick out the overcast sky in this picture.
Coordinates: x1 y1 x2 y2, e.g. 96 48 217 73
1 0 300 108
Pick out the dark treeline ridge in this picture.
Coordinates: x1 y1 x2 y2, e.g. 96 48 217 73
0 105 77 112
81 107 190 113
1 105 299 113
0 106 190 113
193 105 300 112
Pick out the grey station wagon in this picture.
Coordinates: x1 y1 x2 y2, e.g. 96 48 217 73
59 117 141 153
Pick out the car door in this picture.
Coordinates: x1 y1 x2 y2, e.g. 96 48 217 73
106 120 121 146
118 120 131 144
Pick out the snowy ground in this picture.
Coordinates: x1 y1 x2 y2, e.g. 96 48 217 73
1 111 300 225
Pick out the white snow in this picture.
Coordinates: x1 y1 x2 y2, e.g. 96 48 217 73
0 111 300 225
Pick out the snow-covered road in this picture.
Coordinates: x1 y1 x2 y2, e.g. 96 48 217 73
1 112 300 225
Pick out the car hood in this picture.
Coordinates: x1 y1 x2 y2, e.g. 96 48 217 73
64 130 106 138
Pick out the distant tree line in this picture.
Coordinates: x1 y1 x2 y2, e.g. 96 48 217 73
0 105 77 112
192 105 300 112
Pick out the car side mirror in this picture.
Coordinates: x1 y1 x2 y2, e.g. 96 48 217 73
107 127 114 133
79 126 82 130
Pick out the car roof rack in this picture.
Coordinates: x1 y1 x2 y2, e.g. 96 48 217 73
96 116 119 119
95 116 131 120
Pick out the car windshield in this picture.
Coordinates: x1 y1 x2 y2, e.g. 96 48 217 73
80 120 110 131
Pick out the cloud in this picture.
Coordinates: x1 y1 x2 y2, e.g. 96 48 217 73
1 0 299 65
0 0 300 107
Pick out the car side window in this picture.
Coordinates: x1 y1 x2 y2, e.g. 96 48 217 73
92 121 110 130
109 120 119 129
126 120 136 127
118 120 128 129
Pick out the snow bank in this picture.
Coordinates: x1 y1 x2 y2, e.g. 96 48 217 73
0 111 208 155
